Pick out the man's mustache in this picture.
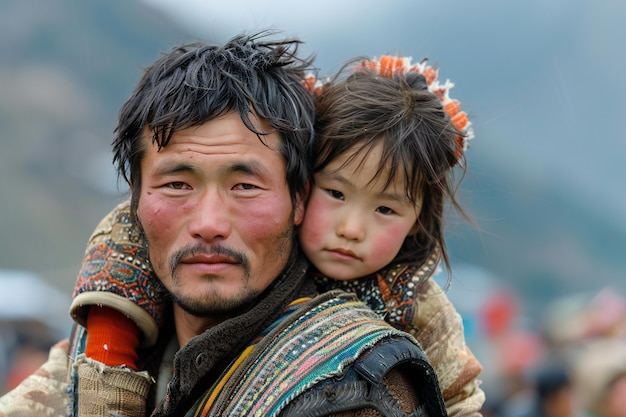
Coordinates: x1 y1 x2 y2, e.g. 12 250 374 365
170 244 249 274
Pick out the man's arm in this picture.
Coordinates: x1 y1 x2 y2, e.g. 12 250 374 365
72 353 153 417
0 339 70 417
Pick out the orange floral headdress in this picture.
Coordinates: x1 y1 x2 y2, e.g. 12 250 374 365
303 55 473 161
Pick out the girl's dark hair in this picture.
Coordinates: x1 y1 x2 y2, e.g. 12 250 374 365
112 31 316 216
313 58 471 272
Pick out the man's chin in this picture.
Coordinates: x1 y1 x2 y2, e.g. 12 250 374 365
172 291 259 318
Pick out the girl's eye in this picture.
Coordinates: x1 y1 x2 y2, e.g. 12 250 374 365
376 206 396 215
327 189 345 201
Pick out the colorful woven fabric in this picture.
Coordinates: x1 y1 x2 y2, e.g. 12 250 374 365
315 249 440 330
184 297 313 417
68 323 87 417
316 249 486 416
192 293 412 417
70 200 168 346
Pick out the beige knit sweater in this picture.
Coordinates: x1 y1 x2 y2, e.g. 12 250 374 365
407 277 485 417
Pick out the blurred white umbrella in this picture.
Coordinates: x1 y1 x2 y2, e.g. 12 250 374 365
0 269 71 337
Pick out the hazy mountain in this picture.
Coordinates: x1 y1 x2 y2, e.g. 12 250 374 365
0 0 191 293
1 0 624 320
144 0 626 310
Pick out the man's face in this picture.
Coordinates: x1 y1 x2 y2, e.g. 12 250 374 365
137 112 304 317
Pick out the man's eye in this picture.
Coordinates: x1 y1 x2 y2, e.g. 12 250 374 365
376 206 395 215
234 183 258 190
327 189 344 201
168 182 188 190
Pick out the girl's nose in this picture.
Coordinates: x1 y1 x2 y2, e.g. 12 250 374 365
336 215 365 242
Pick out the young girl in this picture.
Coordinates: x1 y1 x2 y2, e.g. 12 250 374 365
70 55 484 416
301 55 484 415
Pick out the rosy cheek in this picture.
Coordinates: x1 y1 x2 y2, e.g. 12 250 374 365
301 210 329 244
381 223 411 246
138 198 178 238
369 224 410 264
302 195 333 236
240 199 290 238
301 229 322 246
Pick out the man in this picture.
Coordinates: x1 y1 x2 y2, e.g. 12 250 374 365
0 32 447 417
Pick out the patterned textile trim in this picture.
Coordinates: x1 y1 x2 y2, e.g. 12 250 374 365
70 200 168 346
315 248 440 330
251 296 314 344
184 297 314 417
212 293 412 417
67 324 88 417
186 345 256 417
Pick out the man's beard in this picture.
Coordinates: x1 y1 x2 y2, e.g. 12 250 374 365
137 202 298 319
169 277 262 318
168 243 257 318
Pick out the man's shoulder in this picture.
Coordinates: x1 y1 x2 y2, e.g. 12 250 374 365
292 290 449 416
219 290 447 417
282 335 447 416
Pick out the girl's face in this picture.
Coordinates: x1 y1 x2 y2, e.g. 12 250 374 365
299 142 421 281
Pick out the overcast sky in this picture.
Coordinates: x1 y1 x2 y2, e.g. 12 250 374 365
139 0 626 225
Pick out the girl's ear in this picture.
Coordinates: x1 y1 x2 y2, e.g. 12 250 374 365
408 221 420 236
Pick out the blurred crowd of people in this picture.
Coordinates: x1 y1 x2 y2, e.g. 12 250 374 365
0 269 71 394
2 274 625 417
0 321 58 394
477 287 626 417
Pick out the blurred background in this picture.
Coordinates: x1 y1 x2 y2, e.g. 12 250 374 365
1 0 625 415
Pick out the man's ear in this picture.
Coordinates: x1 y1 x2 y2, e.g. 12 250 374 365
294 182 310 226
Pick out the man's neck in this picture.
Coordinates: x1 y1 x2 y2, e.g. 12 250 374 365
173 304 224 347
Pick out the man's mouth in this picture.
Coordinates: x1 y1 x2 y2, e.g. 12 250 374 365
181 254 238 265
178 253 240 274
171 244 248 276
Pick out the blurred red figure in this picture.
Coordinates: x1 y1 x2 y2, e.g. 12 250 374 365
6 345 47 391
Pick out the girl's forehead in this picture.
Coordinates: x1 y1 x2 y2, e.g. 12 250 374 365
324 143 382 172
323 144 406 185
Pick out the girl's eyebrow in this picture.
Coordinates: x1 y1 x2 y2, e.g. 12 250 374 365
317 171 353 187
375 190 408 204
320 171 408 203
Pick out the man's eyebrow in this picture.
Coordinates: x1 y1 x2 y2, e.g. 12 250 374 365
224 161 269 177
154 162 196 176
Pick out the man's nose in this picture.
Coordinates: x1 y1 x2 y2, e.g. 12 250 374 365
336 214 365 242
188 190 231 241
